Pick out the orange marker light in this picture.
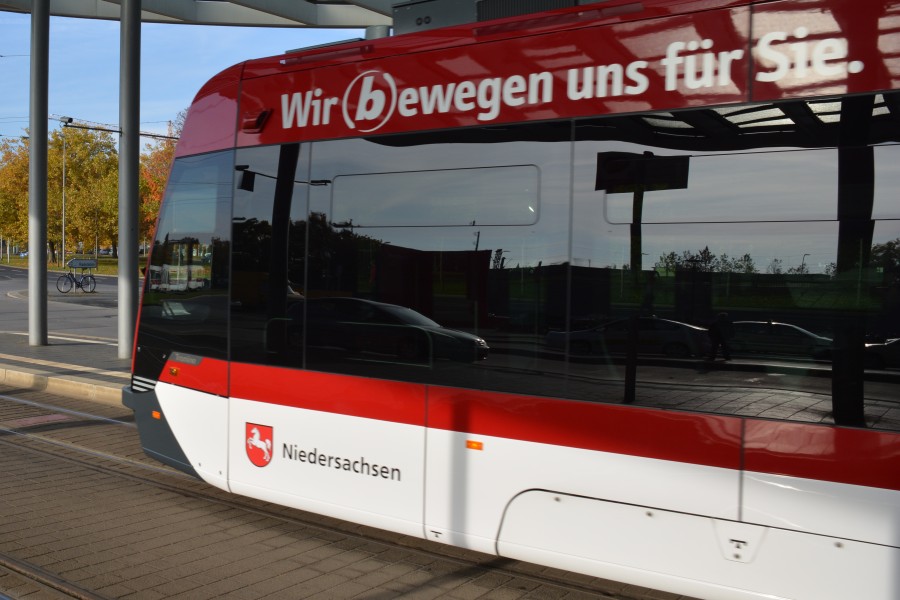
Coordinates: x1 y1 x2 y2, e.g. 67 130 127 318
168 367 179 376
151 411 162 420
466 440 484 451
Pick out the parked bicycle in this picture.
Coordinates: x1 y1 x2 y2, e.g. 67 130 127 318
58 258 98 293
57 270 97 293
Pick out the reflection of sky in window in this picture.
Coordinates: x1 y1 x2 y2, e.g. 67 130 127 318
874 144 900 219
331 165 539 227
160 153 232 239
600 143 839 223
571 221 842 274
352 226 570 270
313 136 571 266
234 170 276 223
643 222 840 273
304 118 897 274
568 137 899 273
874 220 900 253
165 184 229 235
573 140 854 274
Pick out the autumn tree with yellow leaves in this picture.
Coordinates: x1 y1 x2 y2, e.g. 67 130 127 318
0 114 183 262
0 126 117 262
139 111 184 244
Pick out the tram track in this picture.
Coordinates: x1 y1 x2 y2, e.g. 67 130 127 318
0 393 635 600
0 555 109 600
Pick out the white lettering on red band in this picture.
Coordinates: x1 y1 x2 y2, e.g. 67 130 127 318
279 31 864 133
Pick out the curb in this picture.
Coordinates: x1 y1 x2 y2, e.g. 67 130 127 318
0 366 124 407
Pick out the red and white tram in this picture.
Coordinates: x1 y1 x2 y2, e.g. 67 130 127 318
124 1 900 598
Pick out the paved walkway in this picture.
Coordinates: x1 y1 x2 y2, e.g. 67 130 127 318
0 284 126 405
0 329 128 406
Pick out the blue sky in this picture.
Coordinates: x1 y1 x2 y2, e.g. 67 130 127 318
0 11 360 139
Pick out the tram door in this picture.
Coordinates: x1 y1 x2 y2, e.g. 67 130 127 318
227 142 428 536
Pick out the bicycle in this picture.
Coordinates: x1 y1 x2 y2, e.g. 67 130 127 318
57 270 97 293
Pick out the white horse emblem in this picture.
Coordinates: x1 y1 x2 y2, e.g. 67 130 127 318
247 426 272 464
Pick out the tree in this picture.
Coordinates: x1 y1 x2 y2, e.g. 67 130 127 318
0 126 119 262
72 167 118 255
697 246 716 271
49 125 118 261
655 248 758 275
732 253 758 274
0 135 30 250
140 112 184 242
0 113 187 260
655 251 678 276
871 238 900 272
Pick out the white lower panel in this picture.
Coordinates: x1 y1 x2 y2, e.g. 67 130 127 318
498 491 898 600
228 398 426 538
743 472 900 547
228 480 425 538
157 382 229 491
423 429 738 554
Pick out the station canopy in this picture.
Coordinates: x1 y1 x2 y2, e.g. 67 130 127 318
0 0 394 28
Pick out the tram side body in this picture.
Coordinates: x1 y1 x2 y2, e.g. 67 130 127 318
126 2 900 599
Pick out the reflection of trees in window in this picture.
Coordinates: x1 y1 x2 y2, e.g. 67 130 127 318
766 258 783 275
871 238 900 273
655 248 758 274
653 239 900 279
232 218 272 268
305 212 383 297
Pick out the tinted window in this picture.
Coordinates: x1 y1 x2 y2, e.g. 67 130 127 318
136 151 232 376
569 93 900 431
230 144 309 367
603 147 840 223
226 94 900 432
331 165 540 227
302 124 571 394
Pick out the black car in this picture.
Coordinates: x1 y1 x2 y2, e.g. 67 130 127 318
730 321 832 358
865 338 900 370
288 297 489 364
545 316 710 358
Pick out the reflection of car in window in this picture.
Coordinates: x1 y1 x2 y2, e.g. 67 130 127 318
288 298 489 363
730 321 832 359
865 338 900 370
544 316 709 358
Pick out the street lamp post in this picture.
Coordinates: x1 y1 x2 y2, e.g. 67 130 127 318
59 117 72 266
801 253 810 273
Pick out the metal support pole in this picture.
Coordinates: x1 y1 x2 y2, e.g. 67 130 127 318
118 0 141 359
61 129 66 265
28 0 50 346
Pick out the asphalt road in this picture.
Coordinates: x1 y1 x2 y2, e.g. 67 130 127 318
0 264 123 340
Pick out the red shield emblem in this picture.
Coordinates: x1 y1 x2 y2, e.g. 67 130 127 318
246 423 274 467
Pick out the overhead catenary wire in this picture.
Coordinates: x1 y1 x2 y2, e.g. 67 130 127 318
48 114 179 140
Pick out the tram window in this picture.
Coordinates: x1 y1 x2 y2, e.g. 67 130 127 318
230 144 310 367
570 96 900 432
223 99 899 431
304 125 572 395
137 151 232 365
